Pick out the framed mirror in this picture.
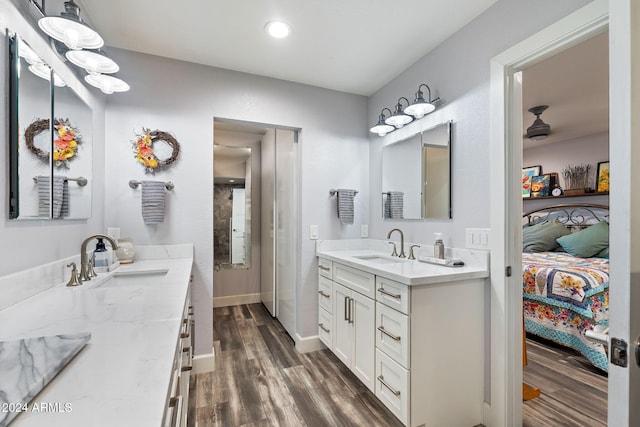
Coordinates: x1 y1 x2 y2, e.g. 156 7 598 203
8 32 92 220
213 145 252 269
382 121 451 219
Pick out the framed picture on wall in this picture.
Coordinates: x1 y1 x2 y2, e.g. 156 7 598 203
522 165 542 198
530 174 551 197
597 161 610 192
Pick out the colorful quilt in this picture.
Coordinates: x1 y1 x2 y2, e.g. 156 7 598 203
522 252 609 371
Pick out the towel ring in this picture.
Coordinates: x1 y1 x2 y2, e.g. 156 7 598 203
129 180 174 191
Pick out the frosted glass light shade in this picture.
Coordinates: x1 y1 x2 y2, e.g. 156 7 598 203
404 101 435 119
28 64 66 87
38 16 104 50
385 112 412 128
85 74 130 94
370 122 395 136
66 50 119 74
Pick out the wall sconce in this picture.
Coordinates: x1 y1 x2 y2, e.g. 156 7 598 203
370 108 396 136
370 83 440 137
38 0 103 50
405 84 439 119
385 97 413 128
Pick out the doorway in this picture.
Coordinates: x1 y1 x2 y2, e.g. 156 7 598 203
213 118 299 340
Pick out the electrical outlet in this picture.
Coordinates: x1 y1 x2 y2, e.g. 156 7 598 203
310 225 319 240
466 228 490 249
361 224 369 238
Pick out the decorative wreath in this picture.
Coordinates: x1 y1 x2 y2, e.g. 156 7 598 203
25 118 82 168
132 128 180 173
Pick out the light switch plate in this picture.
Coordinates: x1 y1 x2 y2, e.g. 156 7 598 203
361 224 368 238
466 228 490 249
310 225 319 240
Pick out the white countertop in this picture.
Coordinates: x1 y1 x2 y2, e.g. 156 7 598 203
317 243 489 286
0 257 192 427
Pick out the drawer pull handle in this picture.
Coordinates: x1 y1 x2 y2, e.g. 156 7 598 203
377 375 401 396
319 323 330 333
319 265 331 271
318 290 330 298
344 296 349 321
377 288 401 299
377 326 401 341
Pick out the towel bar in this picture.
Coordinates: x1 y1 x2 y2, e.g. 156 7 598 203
129 180 174 191
329 189 358 197
33 176 88 187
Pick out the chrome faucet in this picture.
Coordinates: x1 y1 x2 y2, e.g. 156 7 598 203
387 228 406 258
79 234 119 282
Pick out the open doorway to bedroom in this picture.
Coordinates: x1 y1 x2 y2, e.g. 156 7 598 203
519 30 609 426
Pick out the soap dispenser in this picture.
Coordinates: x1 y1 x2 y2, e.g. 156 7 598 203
93 238 109 273
434 233 445 259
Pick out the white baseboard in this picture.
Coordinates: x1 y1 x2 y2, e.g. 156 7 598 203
192 353 214 374
213 293 261 308
294 333 326 353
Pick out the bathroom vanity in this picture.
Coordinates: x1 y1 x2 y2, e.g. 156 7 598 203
0 245 193 427
316 239 489 427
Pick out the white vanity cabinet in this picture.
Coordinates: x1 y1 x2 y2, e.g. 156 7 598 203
317 255 485 427
164 290 194 427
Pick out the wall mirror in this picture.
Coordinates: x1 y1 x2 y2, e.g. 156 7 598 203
8 33 93 220
214 144 252 269
381 121 451 219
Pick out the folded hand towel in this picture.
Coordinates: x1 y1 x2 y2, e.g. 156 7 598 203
384 191 404 219
37 175 50 217
36 176 69 218
141 181 166 224
337 189 357 225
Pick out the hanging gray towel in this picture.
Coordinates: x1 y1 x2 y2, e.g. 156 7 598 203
37 175 50 217
36 176 68 218
60 178 70 217
141 181 166 224
384 191 404 219
336 189 357 225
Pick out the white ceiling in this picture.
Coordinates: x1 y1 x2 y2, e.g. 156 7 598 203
522 31 609 148
76 0 498 96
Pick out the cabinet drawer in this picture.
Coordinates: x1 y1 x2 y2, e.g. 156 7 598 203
333 262 375 298
318 258 333 279
375 349 409 425
376 302 410 368
318 307 333 348
376 276 410 314
318 276 333 313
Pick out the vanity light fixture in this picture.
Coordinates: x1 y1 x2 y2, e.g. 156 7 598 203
405 83 439 118
28 63 66 87
369 108 396 136
66 50 120 75
265 21 292 39
85 74 130 94
38 0 104 50
385 97 413 128
526 105 551 140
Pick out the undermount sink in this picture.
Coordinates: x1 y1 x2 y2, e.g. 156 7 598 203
352 254 407 265
93 268 169 288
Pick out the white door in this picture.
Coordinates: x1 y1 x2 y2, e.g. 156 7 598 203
490 1 640 425
351 291 375 391
333 282 352 366
260 129 276 315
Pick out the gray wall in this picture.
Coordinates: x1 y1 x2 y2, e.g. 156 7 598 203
367 0 593 249
103 48 370 353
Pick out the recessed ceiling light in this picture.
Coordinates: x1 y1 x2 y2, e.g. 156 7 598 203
265 21 291 39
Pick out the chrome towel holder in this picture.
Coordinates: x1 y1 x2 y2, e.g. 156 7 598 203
129 180 174 191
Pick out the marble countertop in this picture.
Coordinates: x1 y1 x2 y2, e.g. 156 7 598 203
316 239 489 285
0 255 192 427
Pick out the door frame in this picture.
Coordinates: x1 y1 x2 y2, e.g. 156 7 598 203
487 1 609 425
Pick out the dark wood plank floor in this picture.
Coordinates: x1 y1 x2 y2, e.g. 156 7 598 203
523 335 608 427
190 303 404 427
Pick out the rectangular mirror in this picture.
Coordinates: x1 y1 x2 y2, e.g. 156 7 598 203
382 121 451 219
213 144 252 269
8 32 92 220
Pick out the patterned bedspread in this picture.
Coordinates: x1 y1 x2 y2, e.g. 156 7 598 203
522 252 609 371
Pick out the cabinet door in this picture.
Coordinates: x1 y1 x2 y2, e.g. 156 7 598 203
332 282 352 366
351 291 376 392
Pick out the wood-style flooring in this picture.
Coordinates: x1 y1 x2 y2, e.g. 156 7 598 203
523 335 608 427
189 303 404 427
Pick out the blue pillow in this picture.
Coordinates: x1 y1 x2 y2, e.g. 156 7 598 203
523 219 571 252
556 221 609 258
594 246 609 259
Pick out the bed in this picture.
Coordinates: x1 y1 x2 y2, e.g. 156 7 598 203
522 203 609 371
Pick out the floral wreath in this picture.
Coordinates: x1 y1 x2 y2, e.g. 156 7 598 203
132 128 180 173
25 118 82 168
